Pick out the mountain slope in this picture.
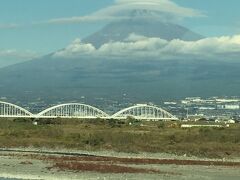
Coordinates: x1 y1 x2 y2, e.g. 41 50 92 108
0 55 239 103
83 19 203 47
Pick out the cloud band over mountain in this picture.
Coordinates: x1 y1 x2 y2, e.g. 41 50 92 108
53 34 240 61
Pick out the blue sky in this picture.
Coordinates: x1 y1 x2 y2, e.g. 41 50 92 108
0 0 113 53
0 0 240 66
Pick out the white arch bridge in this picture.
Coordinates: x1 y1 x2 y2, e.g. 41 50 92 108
0 101 178 121
0 101 33 118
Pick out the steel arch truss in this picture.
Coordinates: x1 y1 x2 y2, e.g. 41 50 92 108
112 104 178 121
37 103 108 118
0 101 33 118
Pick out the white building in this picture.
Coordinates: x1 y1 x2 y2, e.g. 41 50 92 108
217 104 239 110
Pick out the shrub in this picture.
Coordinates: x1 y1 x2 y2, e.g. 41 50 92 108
82 134 105 146
107 119 122 128
42 128 64 138
157 122 165 129
37 118 61 125
13 118 32 123
88 118 106 125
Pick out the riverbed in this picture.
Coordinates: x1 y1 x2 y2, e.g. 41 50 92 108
0 149 240 180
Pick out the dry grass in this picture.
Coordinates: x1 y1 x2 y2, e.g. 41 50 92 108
0 118 240 158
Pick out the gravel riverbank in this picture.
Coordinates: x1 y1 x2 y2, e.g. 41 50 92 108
0 148 240 180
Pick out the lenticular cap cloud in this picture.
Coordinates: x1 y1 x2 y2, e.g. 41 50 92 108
47 0 204 24
112 0 203 18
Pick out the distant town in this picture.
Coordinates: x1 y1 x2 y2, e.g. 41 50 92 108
163 96 240 123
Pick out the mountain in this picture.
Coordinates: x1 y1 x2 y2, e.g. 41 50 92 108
0 19 239 104
0 55 239 103
83 19 203 47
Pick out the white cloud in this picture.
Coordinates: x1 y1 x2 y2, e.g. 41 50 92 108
46 0 204 24
0 49 38 59
0 49 40 68
53 39 96 58
163 36 240 55
0 23 19 29
53 34 240 61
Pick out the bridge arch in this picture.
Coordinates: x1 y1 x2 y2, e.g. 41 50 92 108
0 101 33 117
111 104 178 121
37 103 109 118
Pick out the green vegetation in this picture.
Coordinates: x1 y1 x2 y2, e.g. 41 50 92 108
0 118 239 158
